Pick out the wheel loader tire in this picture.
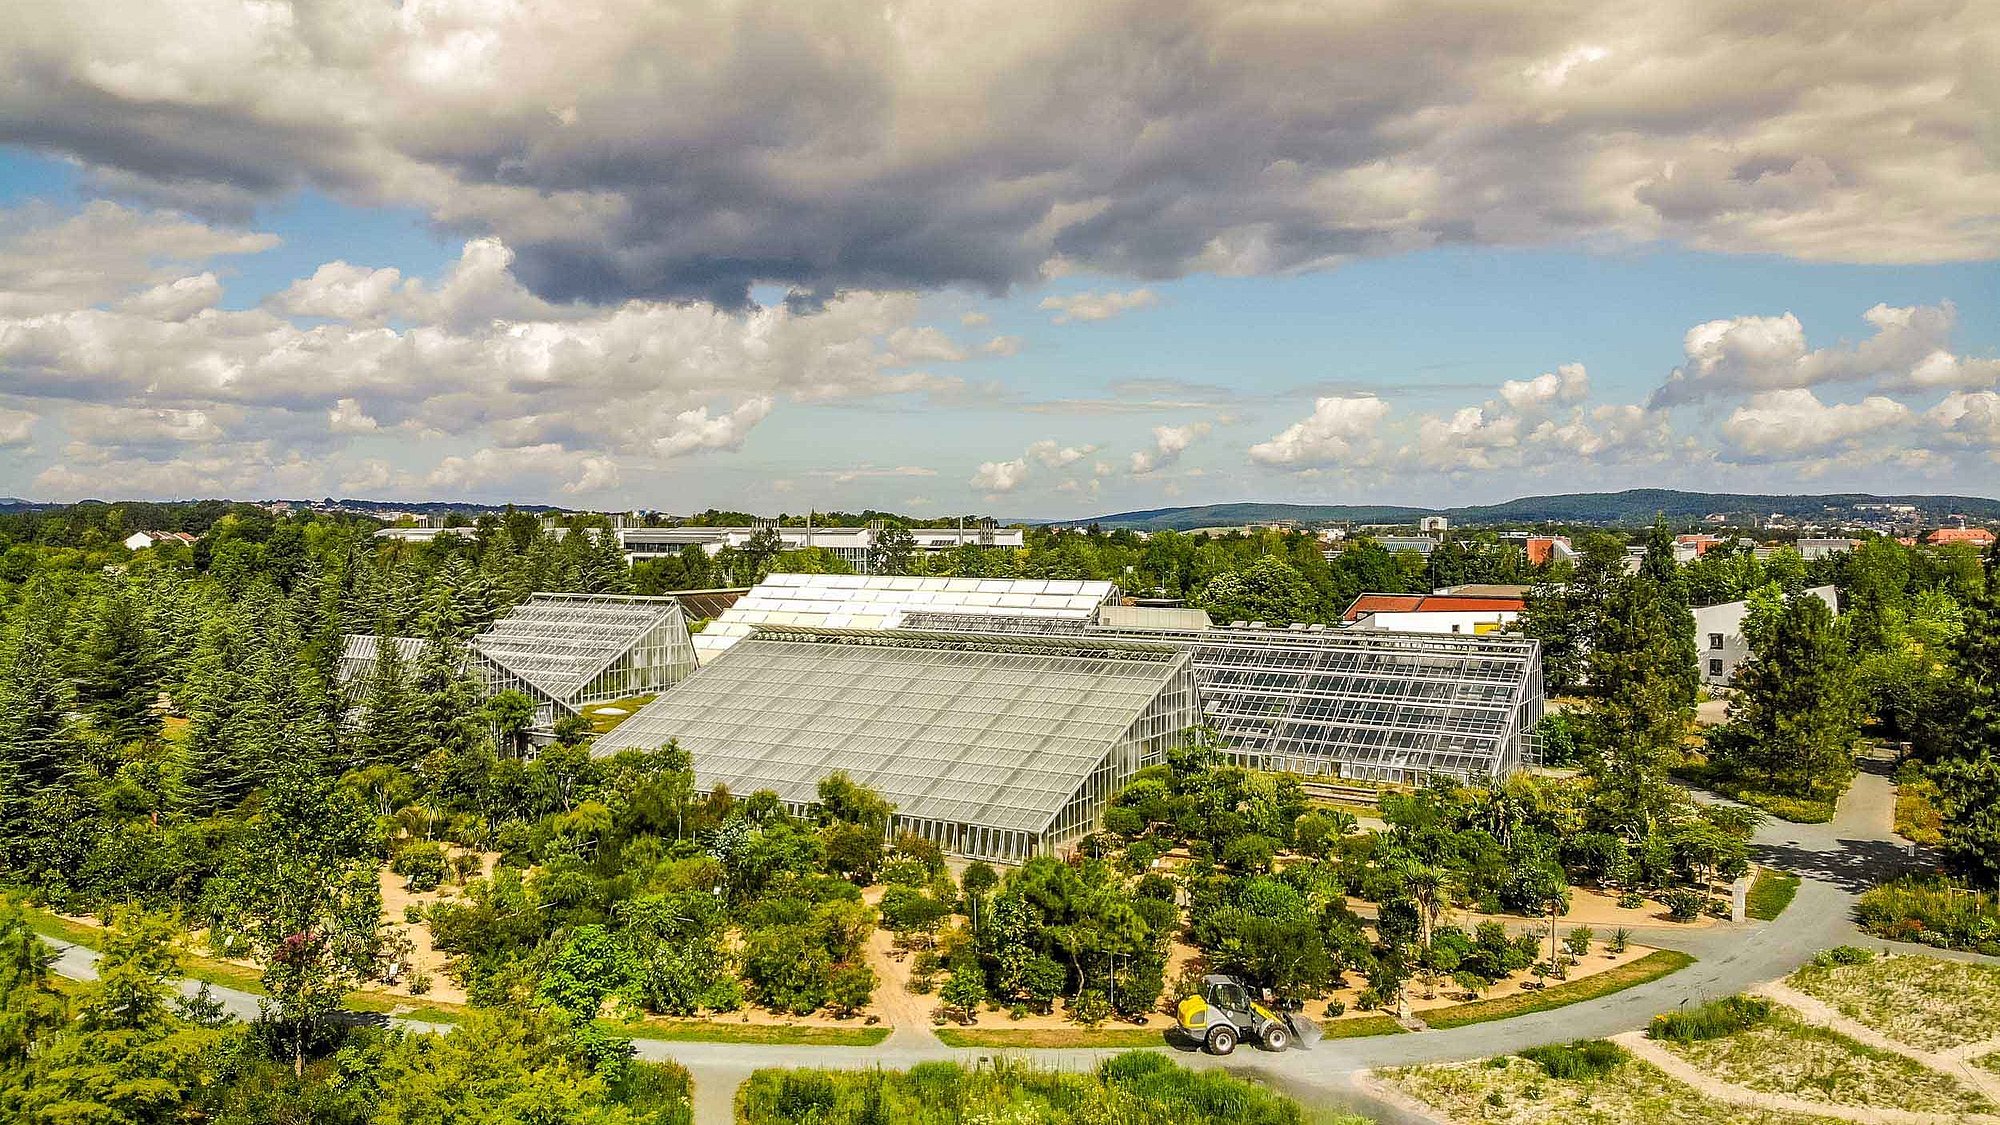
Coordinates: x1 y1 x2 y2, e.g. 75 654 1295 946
1262 1025 1290 1052
1206 1026 1237 1056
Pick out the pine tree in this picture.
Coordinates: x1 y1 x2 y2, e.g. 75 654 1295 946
1711 591 1861 799
357 633 420 770
0 585 82 863
179 613 259 814
1579 574 1692 832
1934 553 2000 885
74 587 164 747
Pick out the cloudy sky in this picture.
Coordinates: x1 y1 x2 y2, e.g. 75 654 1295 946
0 0 1995 516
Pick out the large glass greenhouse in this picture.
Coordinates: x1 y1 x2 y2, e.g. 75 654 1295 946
1087 622 1544 783
593 627 1199 862
336 634 429 687
691 574 1120 663
469 593 698 730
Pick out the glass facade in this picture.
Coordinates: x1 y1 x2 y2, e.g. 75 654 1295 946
593 627 1199 862
1089 623 1543 784
336 634 429 687
468 594 699 729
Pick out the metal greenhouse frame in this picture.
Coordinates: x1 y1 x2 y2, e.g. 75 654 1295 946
1087 623 1544 784
593 627 1199 862
468 593 698 729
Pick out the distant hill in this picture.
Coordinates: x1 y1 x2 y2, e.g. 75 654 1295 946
1065 490 2000 530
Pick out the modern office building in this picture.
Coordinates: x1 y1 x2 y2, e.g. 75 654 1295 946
692 573 1119 663
592 627 1200 862
468 593 699 729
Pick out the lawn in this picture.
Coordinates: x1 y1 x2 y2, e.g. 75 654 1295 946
580 695 657 734
1381 1051 1842 1125
1661 1004 1994 1116
935 1026 1166 1048
1893 771 1943 847
618 1019 890 1046
1745 868 1802 921
1788 953 2000 1051
1423 950 1694 1030
1672 763 1838 823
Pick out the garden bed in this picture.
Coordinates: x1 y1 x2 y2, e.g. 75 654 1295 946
1378 1050 1842 1125
1423 949 1694 1029
1659 1003 1994 1116
1787 952 2000 1051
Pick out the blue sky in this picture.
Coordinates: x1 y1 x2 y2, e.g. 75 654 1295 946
0 1 1995 515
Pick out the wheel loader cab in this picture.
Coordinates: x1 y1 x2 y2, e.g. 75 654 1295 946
1204 979 1251 1015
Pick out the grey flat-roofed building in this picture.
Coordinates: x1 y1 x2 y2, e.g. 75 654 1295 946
470 593 697 729
592 627 1198 862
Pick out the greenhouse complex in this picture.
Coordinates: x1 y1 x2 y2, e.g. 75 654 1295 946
591 627 1200 862
344 576 1543 859
577 575 1543 859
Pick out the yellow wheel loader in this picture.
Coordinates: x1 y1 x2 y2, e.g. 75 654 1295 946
1175 974 1321 1055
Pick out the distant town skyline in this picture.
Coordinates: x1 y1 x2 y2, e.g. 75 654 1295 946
0 2 1995 515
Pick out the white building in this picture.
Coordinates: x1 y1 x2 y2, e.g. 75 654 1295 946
1798 537 1860 560
374 522 1024 571
1418 515 1449 533
122 530 197 551
1340 592 1527 634
1693 585 1839 686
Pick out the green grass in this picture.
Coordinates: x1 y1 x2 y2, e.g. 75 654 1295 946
617 1019 890 1046
1788 952 2000 1051
1663 1005 1996 1116
1384 1052 1859 1125
21 905 104 949
580 695 657 734
1423 949 1695 1029
935 1025 1165 1048
346 991 468 1025
1320 1014 1406 1038
1746 868 1802 921
1672 763 1838 822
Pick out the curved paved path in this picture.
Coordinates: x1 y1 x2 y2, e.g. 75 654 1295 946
41 763 1951 1125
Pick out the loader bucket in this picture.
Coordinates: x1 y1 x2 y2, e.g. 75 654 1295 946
1285 1013 1322 1048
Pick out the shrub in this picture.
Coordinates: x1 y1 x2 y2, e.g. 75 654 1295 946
1662 888 1707 922
407 970 432 996
393 841 447 892
1607 927 1630 955
1856 877 2000 952
1563 926 1594 958
1070 989 1111 1027
1811 945 1874 968
1518 1039 1626 1080
1323 998 1346 1018
1648 995 1771 1042
1616 891 1645 910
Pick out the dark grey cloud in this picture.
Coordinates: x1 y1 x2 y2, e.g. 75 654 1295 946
1 0 1995 306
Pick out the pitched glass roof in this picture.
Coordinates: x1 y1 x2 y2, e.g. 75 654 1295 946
1089 623 1542 779
692 573 1119 663
470 593 685 702
594 627 1187 835
337 634 428 684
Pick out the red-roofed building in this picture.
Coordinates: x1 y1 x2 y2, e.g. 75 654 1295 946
1926 527 1996 549
1525 536 1574 567
1340 592 1527 634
